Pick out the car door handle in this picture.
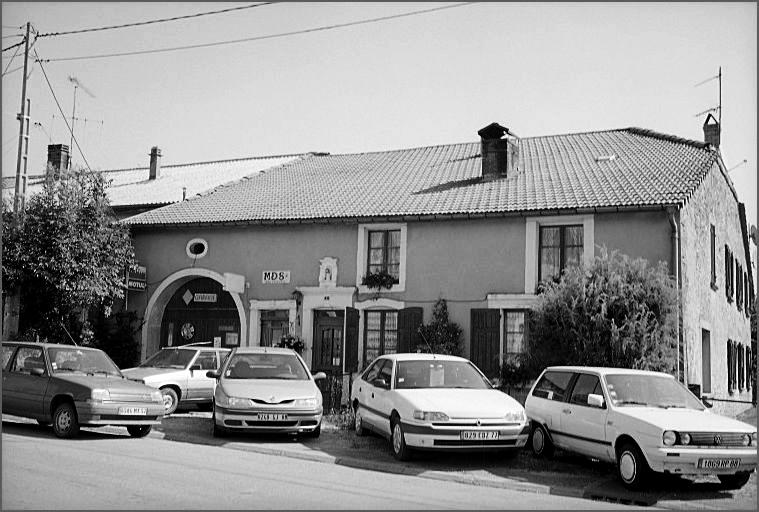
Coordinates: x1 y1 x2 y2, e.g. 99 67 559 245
562 409 572 414
371 393 374 398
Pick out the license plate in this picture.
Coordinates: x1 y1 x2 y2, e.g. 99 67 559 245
461 430 499 440
257 413 288 421
118 407 147 415
698 458 740 469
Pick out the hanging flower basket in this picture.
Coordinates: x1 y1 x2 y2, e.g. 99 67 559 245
278 334 305 354
361 270 398 290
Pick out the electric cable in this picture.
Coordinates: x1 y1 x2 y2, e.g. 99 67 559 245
3 39 25 52
35 2 274 38
3 42 21 74
38 3 476 63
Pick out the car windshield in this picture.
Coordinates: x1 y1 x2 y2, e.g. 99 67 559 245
225 353 309 380
48 347 122 377
395 360 492 389
605 374 704 410
140 348 195 369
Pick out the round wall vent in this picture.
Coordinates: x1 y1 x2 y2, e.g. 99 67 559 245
186 238 208 259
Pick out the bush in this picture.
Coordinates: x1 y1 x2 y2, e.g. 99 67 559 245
416 298 463 355
524 247 678 375
88 310 142 368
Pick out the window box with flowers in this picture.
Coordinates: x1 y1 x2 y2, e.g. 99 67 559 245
278 334 305 354
361 270 398 290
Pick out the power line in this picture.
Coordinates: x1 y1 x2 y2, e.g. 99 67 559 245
38 2 477 63
36 2 274 38
3 39 25 52
3 41 21 74
2 34 24 39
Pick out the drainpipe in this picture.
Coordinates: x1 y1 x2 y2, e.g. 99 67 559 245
668 207 684 384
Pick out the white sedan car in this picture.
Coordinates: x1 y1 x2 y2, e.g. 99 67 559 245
524 366 757 490
350 353 529 461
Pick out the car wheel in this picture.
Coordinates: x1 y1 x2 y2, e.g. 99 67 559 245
354 405 366 436
391 417 411 461
160 387 179 415
530 424 554 458
126 425 152 438
304 423 321 438
617 442 649 490
52 403 80 439
718 472 751 490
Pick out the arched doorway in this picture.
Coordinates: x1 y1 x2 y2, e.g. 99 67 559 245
160 277 241 348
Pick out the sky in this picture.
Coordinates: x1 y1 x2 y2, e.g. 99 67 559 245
2 2 757 229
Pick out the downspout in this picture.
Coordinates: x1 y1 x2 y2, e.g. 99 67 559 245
668 207 684 384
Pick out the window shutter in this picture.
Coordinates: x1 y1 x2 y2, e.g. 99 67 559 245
725 246 730 300
398 307 423 353
710 225 716 286
470 309 501 378
727 340 734 393
344 307 360 373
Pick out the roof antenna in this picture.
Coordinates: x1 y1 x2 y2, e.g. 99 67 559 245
693 66 722 125
60 322 79 346
417 329 436 359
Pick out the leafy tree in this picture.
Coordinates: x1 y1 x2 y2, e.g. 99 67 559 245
522 247 678 379
2 167 136 344
417 298 463 355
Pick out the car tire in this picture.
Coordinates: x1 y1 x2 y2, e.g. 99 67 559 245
530 423 554 459
617 442 650 490
160 387 179 415
52 403 80 439
127 425 152 438
391 417 411 461
354 405 366 436
718 472 751 490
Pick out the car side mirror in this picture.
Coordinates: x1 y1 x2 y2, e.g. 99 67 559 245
587 393 605 408
206 370 220 379
372 378 389 389
701 397 713 408
312 371 327 381
190 364 202 373
30 368 45 377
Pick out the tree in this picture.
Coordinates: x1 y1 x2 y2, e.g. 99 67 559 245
417 298 463 355
2 167 136 344
522 247 679 378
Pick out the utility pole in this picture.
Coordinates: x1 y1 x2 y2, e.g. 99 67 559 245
13 22 31 215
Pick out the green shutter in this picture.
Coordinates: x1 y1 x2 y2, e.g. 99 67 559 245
398 307 423 353
345 307 359 373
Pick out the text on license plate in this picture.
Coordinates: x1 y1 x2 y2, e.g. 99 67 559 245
257 413 288 421
461 430 499 440
699 458 740 469
118 407 147 415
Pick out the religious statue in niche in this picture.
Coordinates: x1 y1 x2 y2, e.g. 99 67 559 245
319 257 338 287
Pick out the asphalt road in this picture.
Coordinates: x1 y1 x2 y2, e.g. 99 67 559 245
1 422 647 510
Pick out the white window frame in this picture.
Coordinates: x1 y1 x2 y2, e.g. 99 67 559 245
354 298 406 369
524 214 594 294
356 223 407 293
487 294 539 366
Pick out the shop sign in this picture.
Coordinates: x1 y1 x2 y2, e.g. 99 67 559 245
127 265 147 291
193 293 217 303
263 270 290 284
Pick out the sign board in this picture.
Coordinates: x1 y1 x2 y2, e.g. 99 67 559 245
262 270 290 284
193 293 217 303
225 333 239 346
127 265 147 292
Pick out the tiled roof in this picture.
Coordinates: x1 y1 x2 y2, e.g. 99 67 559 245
119 127 719 227
2 154 306 209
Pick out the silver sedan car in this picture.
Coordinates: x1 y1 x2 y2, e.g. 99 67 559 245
207 347 326 438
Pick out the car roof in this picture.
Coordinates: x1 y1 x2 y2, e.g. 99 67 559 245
543 366 674 378
232 347 298 355
1 341 100 350
374 353 470 362
161 345 230 352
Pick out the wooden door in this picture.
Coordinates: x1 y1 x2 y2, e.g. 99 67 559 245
470 309 501 378
313 310 345 412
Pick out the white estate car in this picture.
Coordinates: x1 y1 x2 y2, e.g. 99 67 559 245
524 366 757 490
350 353 529 461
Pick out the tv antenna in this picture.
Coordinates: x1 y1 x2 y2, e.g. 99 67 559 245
67 75 96 168
693 66 721 124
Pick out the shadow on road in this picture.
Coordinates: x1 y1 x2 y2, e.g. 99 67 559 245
3 418 134 441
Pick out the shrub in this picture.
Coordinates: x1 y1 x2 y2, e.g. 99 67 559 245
417 298 463 355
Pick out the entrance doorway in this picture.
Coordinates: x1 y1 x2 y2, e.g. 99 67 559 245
313 310 344 412
161 277 240 349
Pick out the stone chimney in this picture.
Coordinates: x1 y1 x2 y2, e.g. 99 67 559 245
703 113 720 149
46 144 69 178
149 146 162 180
477 122 519 180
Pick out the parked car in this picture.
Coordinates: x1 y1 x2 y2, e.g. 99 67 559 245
524 366 757 490
350 353 529 461
206 347 326 438
122 344 230 415
1 341 164 438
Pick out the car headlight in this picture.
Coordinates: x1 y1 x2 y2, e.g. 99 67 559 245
663 430 677 446
294 397 319 408
751 433 757 446
680 432 691 445
505 410 527 423
741 434 751 446
89 389 111 402
215 387 252 409
150 390 163 403
413 410 449 421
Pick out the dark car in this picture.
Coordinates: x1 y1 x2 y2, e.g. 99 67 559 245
2 341 165 438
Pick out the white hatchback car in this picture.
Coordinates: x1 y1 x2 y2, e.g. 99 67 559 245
350 353 529 461
524 366 757 489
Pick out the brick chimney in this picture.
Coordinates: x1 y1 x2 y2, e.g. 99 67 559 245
46 144 69 178
477 122 519 180
149 146 162 180
703 113 720 149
